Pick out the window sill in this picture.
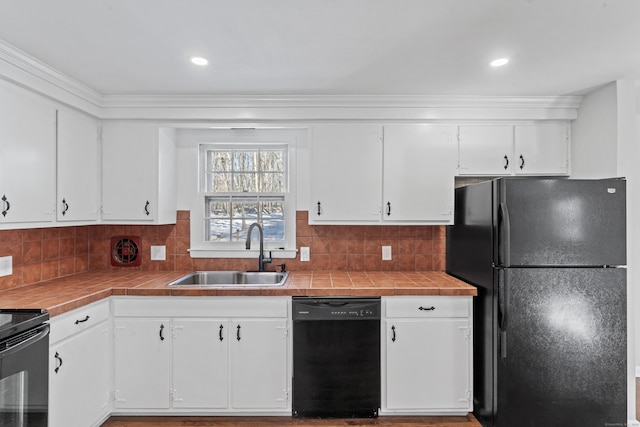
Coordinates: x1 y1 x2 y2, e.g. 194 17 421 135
188 248 298 259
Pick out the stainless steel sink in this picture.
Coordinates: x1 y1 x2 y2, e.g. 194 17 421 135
167 271 289 287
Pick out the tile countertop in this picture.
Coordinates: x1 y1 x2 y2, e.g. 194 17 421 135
0 270 477 317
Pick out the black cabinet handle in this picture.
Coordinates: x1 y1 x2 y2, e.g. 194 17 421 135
74 315 90 325
391 325 396 342
1 194 9 217
519 155 525 170
61 198 69 216
419 306 436 311
54 352 63 373
219 324 224 342
386 201 391 216
236 324 241 341
317 201 321 216
159 324 165 341
503 155 509 170
144 200 150 216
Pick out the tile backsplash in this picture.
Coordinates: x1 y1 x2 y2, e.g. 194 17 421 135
0 210 445 290
0 226 89 291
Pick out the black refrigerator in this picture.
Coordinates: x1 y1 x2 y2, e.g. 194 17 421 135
446 177 627 427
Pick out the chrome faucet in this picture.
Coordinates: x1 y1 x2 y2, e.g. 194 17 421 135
245 222 271 272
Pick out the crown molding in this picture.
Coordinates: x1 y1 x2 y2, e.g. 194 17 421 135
0 39 103 116
98 94 581 121
99 94 582 109
0 38 583 121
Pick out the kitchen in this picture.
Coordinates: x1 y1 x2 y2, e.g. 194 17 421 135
0 1 639 426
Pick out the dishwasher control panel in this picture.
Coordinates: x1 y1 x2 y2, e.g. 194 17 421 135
292 297 380 320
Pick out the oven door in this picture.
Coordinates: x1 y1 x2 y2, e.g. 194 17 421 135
0 324 50 427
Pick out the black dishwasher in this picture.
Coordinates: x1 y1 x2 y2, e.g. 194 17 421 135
292 297 380 418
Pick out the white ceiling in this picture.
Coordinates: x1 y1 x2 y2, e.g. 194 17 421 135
0 0 639 97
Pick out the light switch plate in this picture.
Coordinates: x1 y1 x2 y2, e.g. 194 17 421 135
0 256 12 277
150 246 166 261
382 246 392 261
300 247 310 262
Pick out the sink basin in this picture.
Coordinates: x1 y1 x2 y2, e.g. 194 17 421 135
168 271 289 287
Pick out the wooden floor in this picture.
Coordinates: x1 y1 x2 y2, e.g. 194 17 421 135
101 380 640 427
101 415 481 427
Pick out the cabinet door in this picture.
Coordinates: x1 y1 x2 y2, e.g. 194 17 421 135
56 108 99 222
101 123 157 221
230 319 289 409
514 123 570 175
385 319 471 411
0 82 56 224
383 125 456 223
49 323 110 427
113 318 171 409
309 125 382 223
172 319 229 409
458 125 513 175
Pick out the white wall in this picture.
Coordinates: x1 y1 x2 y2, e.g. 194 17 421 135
570 82 618 178
572 79 640 423
617 79 640 424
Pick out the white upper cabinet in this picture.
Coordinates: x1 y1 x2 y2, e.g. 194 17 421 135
383 125 456 223
56 108 99 222
458 125 513 175
457 122 570 176
101 123 177 224
310 125 383 223
514 122 570 175
0 81 57 225
310 124 457 225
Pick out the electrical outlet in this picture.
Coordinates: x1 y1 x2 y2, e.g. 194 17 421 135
382 246 392 261
0 256 12 277
150 246 166 261
300 247 310 262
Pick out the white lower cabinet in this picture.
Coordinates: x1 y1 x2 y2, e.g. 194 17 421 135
48 300 111 427
381 296 473 415
112 296 291 414
229 319 289 410
113 318 172 409
171 319 229 409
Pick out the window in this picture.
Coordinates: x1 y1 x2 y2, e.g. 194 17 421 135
202 147 287 243
187 134 298 259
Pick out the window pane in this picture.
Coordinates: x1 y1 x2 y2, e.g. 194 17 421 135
234 151 258 172
207 200 230 218
232 201 258 218
206 219 231 241
260 200 284 219
260 150 285 172
262 219 285 241
230 220 248 241
211 173 232 192
261 172 285 193
208 151 232 171
233 173 258 192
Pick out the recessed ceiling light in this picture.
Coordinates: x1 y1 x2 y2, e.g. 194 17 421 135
490 58 509 67
191 57 208 66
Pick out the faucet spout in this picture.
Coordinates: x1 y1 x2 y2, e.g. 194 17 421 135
246 223 271 272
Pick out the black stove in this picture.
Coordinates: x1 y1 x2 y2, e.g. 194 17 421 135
1 308 50 426
0 309 49 341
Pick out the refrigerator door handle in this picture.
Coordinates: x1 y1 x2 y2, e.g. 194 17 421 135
498 270 508 358
498 202 511 266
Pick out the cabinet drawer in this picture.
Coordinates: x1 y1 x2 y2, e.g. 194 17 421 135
113 296 289 318
385 296 470 318
49 299 110 344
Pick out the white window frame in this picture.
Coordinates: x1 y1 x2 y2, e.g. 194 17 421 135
187 130 298 259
